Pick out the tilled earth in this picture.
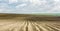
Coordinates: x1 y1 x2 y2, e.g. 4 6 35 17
0 14 60 31
0 20 60 31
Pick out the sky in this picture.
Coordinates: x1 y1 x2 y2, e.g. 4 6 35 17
0 0 60 14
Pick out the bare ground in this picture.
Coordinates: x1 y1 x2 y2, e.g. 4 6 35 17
0 14 60 31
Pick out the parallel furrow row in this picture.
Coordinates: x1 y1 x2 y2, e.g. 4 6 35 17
0 21 60 31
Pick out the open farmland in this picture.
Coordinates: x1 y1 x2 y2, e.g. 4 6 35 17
0 14 60 31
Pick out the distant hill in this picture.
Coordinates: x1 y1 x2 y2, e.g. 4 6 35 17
0 13 60 21
32 13 60 16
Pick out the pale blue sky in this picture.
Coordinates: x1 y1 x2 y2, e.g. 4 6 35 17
0 0 60 14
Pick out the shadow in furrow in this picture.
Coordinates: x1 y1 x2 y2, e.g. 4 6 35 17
36 22 55 31
8 27 16 31
46 24 60 31
26 20 28 31
0 22 16 27
44 25 55 31
32 22 43 31
54 24 60 26
6 21 26 31
30 21 38 31
19 21 27 31
0 23 18 31
28 21 33 31
49 24 60 29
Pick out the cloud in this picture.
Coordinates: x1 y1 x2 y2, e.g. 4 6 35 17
9 0 17 4
54 0 60 2
16 3 27 9
0 0 60 14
